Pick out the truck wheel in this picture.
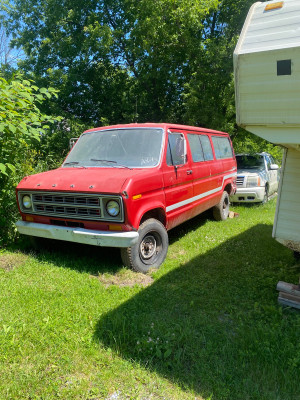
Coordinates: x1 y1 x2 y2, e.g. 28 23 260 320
294 251 300 262
121 218 168 273
213 191 230 221
262 185 269 204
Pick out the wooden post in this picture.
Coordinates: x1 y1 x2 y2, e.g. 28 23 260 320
276 281 300 309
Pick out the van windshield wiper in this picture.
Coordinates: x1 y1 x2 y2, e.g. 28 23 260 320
64 161 79 165
90 159 132 170
90 159 117 164
63 161 87 168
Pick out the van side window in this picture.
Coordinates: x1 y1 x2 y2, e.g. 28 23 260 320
166 132 186 166
211 136 233 159
187 134 204 162
200 135 214 161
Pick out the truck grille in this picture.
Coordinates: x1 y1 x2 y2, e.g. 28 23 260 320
18 191 124 222
236 176 245 187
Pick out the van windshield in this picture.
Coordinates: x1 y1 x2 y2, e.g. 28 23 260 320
63 128 164 168
236 154 265 169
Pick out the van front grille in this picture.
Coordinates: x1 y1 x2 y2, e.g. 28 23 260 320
18 191 124 222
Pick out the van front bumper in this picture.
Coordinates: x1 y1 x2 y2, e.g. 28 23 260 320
16 221 139 248
230 186 265 203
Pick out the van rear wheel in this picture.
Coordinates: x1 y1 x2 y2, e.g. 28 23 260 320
213 191 230 221
121 218 168 273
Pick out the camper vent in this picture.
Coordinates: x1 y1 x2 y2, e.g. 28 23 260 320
277 59 291 76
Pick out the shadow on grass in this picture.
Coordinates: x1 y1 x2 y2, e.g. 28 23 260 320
94 224 299 400
8 236 123 275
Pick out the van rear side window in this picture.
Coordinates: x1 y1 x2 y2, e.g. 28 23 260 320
211 136 233 159
187 134 214 162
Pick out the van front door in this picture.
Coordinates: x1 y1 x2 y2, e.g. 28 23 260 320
163 131 194 230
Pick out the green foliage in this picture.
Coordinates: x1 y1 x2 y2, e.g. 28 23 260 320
1 0 221 124
232 129 284 164
1 0 271 151
0 74 61 245
37 118 90 169
0 75 58 176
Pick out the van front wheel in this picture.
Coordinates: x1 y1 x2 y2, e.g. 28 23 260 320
213 191 230 221
121 218 168 273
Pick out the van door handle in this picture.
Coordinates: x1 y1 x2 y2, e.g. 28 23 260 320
187 170 193 175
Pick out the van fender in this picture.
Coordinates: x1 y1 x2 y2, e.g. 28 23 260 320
223 172 237 195
132 202 167 229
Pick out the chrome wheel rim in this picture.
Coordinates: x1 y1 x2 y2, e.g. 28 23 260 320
223 196 229 216
140 234 157 260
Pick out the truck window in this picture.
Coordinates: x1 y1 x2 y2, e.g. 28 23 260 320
166 132 186 166
187 134 205 162
265 155 271 170
211 136 233 159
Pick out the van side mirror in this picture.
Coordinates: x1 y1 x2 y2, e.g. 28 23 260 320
270 163 279 170
69 138 79 150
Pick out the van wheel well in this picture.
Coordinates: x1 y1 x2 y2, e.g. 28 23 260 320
140 208 166 227
224 183 232 195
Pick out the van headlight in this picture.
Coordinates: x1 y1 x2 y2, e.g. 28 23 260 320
22 195 32 209
106 200 120 217
246 176 260 187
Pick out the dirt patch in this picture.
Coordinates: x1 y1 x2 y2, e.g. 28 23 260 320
169 249 187 259
0 252 28 271
91 269 154 288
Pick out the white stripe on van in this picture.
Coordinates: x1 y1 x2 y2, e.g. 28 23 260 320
166 173 237 213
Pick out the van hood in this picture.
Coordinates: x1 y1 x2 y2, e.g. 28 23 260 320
17 167 145 194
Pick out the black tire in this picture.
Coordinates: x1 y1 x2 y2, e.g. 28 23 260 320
294 251 300 262
262 185 269 204
213 191 230 221
120 218 169 273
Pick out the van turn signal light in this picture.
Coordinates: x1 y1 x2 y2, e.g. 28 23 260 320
265 2 284 11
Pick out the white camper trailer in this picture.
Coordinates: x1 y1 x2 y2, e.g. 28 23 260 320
234 0 300 254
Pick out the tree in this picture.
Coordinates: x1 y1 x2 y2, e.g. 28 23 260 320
182 0 259 132
1 0 220 124
1 0 275 154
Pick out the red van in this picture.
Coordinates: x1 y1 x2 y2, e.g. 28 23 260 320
16 123 237 272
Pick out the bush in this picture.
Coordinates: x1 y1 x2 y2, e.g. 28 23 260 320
0 74 60 246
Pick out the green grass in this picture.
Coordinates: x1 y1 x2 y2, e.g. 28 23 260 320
0 198 299 400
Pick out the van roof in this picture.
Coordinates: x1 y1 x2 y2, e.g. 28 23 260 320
84 123 228 136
